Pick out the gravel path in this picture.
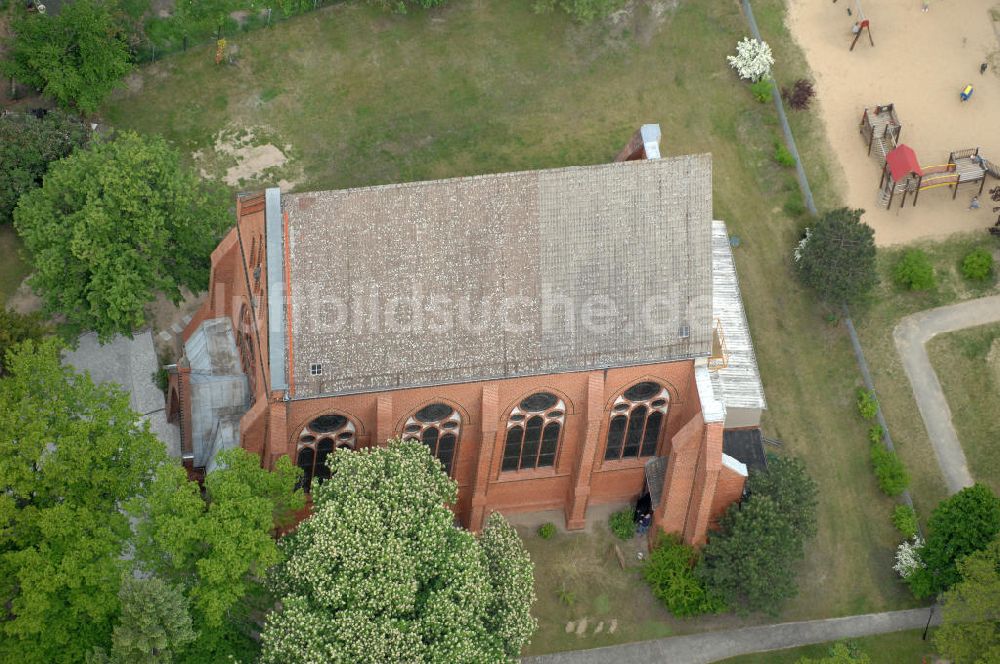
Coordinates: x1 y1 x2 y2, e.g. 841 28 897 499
893 294 1000 494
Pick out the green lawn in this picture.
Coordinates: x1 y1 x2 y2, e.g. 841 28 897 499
854 235 1000 521
718 629 936 664
0 226 30 306
927 322 1000 496
102 0 916 633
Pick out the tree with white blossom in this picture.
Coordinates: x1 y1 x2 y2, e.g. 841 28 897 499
260 439 536 663
893 536 925 579
727 37 774 82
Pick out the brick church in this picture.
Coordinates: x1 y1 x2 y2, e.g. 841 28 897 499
167 125 767 545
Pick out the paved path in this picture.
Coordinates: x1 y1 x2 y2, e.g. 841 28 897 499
526 608 938 663
893 294 1000 494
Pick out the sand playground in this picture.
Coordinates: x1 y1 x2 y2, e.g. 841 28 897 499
787 0 1000 246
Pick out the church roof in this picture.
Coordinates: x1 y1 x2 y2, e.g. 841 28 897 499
277 155 714 398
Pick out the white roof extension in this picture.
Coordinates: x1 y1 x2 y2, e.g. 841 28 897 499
710 220 767 412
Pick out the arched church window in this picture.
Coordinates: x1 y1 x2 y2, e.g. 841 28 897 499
402 403 461 475
296 413 357 492
236 304 257 404
501 392 565 472
604 381 669 460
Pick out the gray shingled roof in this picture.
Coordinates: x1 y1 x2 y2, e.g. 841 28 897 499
284 156 714 398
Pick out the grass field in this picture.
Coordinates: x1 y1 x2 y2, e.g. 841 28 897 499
0 226 29 306
854 235 1000 521
928 322 1000 496
101 0 918 635
718 629 936 664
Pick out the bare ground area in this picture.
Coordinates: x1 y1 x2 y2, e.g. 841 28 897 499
788 0 1000 245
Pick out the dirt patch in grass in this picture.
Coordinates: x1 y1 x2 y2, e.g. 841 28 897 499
193 125 300 191
927 322 1000 496
0 227 32 308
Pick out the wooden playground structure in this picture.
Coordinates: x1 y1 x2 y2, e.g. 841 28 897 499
860 104 995 209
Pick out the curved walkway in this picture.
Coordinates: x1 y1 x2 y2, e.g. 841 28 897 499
893 294 1000 494
526 608 938 663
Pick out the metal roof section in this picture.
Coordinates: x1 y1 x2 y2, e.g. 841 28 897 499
710 221 767 411
723 428 768 472
721 453 748 477
695 362 726 424
185 317 248 468
285 156 714 398
265 187 288 393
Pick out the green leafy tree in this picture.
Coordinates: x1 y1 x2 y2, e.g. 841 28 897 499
0 309 51 376
133 449 303 631
0 339 167 664
697 457 817 614
697 495 799 614
14 131 230 339
747 455 818 539
908 484 1000 598
797 642 872 663
90 576 196 664
0 110 89 225
934 534 1000 664
794 207 877 305
1 0 132 113
260 440 536 663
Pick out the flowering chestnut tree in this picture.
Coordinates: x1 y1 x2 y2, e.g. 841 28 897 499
727 37 774 82
260 440 536 663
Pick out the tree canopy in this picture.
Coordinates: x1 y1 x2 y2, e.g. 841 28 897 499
14 131 231 339
934 534 1000 664
908 484 1000 598
130 448 304 662
697 456 818 614
794 207 878 305
260 439 536 663
0 0 132 113
0 338 167 663
0 110 89 225
0 309 51 376
0 340 302 663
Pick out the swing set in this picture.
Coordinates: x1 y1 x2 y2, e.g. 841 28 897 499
849 0 874 51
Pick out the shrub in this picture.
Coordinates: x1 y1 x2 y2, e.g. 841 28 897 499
537 522 556 540
892 505 919 538
893 536 925 579
961 248 994 281
727 36 774 82
892 249 936 291
870 444 909 497
366 0 447 13
774 140 796 167
750 79 772 103
867 424 884 444
609 508 636 540
781 79 815 111
783 190 806 218
643 534 724 616
856 388 878 420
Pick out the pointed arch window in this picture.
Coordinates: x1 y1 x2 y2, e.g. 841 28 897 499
502 392 565 472
604 381 669 461
296 413 357 492
236 303 257 404
401 403 461 475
